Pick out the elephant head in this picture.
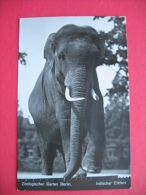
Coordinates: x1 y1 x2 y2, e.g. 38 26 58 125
44 25 105 181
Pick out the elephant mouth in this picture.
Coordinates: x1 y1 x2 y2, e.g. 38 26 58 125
65 87 99 102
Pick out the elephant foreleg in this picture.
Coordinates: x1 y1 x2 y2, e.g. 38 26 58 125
82 96 105 173
73 135 87 178
58 119 70 169
55 99 71 170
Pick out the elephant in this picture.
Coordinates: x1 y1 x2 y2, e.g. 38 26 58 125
28 24 105 181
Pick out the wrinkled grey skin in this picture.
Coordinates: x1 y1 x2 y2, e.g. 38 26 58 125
28 25 105 181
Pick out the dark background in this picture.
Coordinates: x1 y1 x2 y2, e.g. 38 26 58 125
0 0 146 194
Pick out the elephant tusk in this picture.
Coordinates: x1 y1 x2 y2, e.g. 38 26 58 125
91 88 99 101
65 87 85 102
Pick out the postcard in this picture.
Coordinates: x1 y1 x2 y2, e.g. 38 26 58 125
17 16 131 190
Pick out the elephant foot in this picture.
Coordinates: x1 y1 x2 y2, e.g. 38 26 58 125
82 161 102 174
73 167 87 178
42 170 52 175
87 164 102 173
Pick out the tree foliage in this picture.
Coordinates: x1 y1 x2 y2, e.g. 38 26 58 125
17 100 23 132
18 52 27 65
94 17 130 143
94 16 129 97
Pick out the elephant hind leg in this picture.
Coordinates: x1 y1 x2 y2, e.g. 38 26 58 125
39 142 56 175
42 143 56 175
37 131 56 175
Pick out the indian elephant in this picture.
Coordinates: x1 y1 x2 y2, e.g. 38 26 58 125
28 24 105 181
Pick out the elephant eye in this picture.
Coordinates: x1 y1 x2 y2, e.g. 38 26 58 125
58 52 65 61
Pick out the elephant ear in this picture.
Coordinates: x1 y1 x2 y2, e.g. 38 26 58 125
44 33 65 94
44 33 55 62
94 34 105 66
98 36 105 65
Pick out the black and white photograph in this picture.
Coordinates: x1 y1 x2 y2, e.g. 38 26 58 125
17 16 131 190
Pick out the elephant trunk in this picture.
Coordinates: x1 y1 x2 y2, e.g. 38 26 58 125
64 67 88 181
